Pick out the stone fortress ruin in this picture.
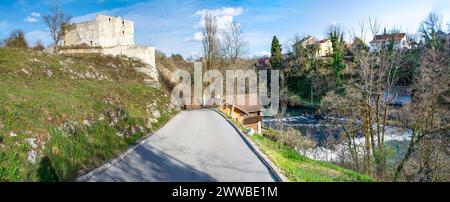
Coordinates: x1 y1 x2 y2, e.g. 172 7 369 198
61 14 157 79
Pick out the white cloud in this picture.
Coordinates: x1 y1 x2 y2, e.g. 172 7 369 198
24 12 41 23
31 12 41 18
187 51 200 60
26 29 51 46
195 7 244 18
194 7 244 30
254 50 270 56
184 32 203 42
186 7 245 43
25 16 38 23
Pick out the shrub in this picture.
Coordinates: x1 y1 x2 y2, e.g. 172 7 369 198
264 127 316 152
287 95 302 107
3 30 28 49
33 40 45 51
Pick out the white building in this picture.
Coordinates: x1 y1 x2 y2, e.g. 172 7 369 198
369 33 411 51
317 39 333 57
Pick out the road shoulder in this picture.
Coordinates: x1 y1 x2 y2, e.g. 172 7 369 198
213 109 288 182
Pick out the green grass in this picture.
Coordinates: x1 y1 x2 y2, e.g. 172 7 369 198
217 110 371 182
249 135 373 182
0 48 178 181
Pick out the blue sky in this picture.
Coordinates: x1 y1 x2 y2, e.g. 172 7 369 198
1 0 450 57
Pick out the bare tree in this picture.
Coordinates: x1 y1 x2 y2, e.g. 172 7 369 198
221 20 249 113
322 20 407 178
321 90 362 172
419 12 443 47
43 3 71 52
394 46 450 181
221 21 248 66
202 12 220 71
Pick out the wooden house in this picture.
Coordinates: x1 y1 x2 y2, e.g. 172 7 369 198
221 94 263 134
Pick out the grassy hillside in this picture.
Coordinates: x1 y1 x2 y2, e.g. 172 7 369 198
0 48 178 181
250 135 373 182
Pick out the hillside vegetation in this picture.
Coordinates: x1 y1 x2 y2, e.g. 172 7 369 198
250 134 373 182
0 48 178 181
220 112 372 182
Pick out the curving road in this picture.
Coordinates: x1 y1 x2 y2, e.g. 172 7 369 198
79 109 275 182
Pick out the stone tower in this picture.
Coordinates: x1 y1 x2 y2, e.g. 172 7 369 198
63 14 134 48
61 14 157 77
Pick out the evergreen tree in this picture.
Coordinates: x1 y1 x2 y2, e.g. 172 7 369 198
270 36 283 70
329 27 346 91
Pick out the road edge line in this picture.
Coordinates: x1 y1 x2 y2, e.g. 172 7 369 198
212 109 288 182
76 111 182 182
75 136 150 182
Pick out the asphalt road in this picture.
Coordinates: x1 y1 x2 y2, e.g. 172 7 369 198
81 109 275 182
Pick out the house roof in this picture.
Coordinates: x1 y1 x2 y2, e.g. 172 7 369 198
318 39 330 43
370 33 406 44
436 30 449 39
226 94 262 114
299 36 317 45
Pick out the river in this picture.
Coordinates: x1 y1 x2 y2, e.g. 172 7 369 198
263 107 412 163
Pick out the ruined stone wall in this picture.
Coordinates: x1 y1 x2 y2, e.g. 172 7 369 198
63 21 100 47
96 15 134 47
101 45 155 67
60 45 156 77
61 14 157 81
63 14 134 48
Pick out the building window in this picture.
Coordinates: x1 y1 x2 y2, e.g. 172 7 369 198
123 31 125 34
109 18 111 21
122 21 124 25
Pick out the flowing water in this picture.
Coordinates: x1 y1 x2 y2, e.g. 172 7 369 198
263 108 342 146
263 107 412 162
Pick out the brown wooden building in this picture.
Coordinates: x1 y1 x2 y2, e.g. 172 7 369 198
220 94 263 134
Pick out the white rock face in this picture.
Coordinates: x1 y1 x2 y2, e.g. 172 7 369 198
27 150 37 164
135 65 159 82
26 138 38 149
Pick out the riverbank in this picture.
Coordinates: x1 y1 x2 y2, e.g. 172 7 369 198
263 107 414 179
221 111 372 182
249 133 373 182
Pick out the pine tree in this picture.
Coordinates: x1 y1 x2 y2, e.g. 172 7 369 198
329 27 346 91
270 36 283 70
